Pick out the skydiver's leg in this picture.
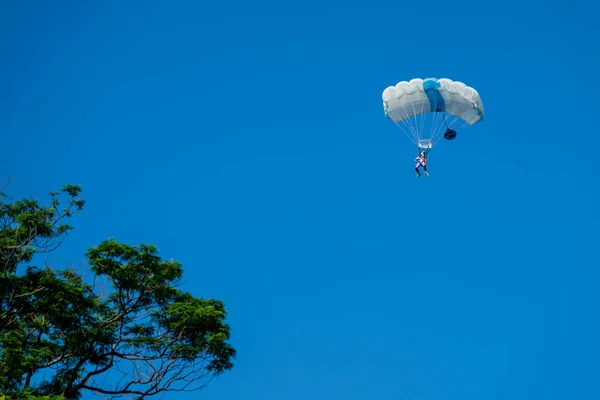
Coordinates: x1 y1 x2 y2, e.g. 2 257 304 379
415 164 421 177
423 165 429 176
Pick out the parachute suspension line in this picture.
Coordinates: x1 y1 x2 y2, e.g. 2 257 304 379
420 112 426 143
399 118 418 142
388 111 414 144
432 115 450 147
427 114 435 145
399 106 420 142
412 100 426 145
395 122 418 146
433 112 445 142
427 111 446 147
413 100 422 144
384 107 417 146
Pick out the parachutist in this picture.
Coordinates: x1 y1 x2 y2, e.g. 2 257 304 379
415 151 429 177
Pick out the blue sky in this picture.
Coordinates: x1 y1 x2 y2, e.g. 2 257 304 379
1 0 599 399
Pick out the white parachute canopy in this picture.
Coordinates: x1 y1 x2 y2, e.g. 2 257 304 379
382 77 484 149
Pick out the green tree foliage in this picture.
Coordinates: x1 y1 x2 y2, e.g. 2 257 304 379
0 183 235 399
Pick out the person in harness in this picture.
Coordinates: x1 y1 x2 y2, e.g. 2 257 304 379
414 150 429 177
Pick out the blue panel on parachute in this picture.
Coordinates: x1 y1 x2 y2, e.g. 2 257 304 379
423 78 446 113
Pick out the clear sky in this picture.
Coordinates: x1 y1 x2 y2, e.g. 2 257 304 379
1 0 599 399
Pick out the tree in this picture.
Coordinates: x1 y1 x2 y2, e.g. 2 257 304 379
0 183 236 399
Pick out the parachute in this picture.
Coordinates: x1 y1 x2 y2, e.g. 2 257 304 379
382 77 484 150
